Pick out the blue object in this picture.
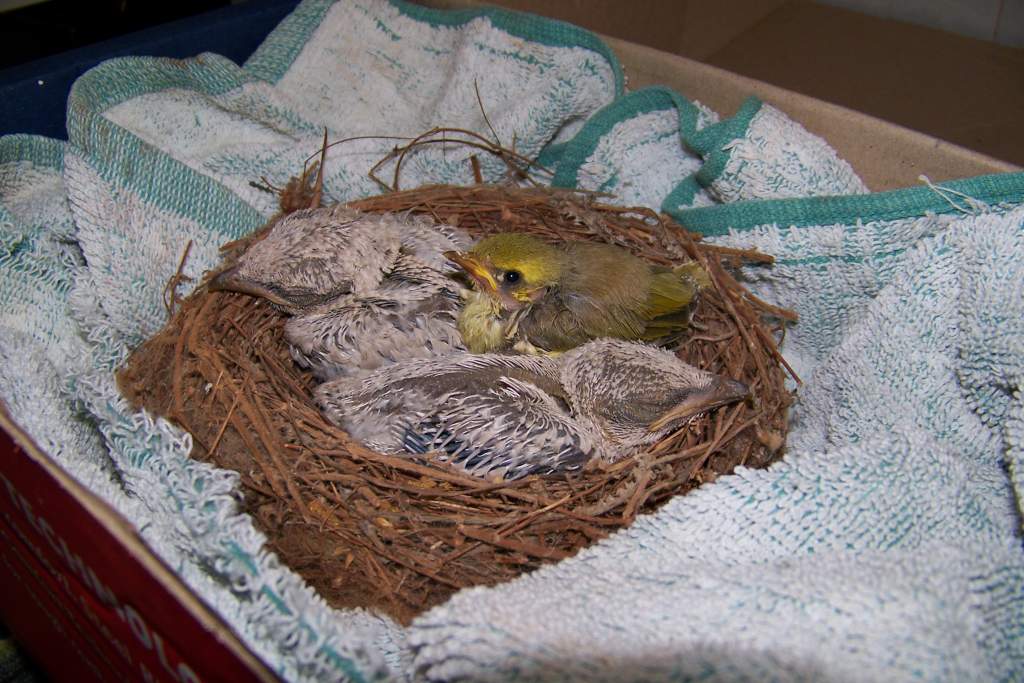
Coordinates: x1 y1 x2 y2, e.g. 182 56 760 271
0 0 300 140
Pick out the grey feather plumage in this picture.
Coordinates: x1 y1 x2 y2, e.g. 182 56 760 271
316 352 598 479
220 206 404 309
285 287 464 380
316 339 750 479
560 340 750 448
210 207 471 377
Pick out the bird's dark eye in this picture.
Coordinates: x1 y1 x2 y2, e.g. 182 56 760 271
504 270 521 284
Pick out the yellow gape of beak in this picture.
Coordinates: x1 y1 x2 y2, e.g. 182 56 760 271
444 251 499 294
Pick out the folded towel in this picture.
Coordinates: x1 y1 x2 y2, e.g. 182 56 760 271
551 86 718 211
0 135 113 499
72 0 621 218
686 96 869 205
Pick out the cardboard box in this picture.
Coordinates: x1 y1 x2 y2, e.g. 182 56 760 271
0 2 1018 680
0 410 277 683
436 0 791 62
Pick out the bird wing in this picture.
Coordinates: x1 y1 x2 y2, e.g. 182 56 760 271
527 263 701 348
518 243 651 350
314 353 595 479
556 246 705 347
515 300 595 351
399 377 597 480
639 264 702 338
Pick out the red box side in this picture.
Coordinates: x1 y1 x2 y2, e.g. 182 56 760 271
0 419 279 683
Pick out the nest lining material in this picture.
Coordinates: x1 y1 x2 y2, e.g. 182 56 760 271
118 182 795 624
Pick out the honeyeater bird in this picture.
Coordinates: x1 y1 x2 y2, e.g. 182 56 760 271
444 233 711 354
316 338 749 480
209 207 470 378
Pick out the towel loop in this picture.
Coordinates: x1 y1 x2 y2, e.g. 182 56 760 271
918 175 989 215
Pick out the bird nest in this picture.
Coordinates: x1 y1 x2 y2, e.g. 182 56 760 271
118 180 796 624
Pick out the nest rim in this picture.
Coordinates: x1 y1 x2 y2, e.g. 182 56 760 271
120 182 794 624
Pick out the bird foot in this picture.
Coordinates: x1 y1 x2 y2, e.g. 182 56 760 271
511 339 557 357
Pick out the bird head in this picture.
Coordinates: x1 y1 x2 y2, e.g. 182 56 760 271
206 208 402 314
645 374 751 433
207 261 348 314
560 340 752 449
444 233 561 312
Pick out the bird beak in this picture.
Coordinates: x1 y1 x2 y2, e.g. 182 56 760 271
648 376 751 432
444 251 499 295
208 266 292 308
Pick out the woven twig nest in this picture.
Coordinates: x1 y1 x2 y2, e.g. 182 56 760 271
119 182 795 624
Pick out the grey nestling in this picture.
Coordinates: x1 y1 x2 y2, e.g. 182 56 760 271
209 207 471 377
316 339 750 480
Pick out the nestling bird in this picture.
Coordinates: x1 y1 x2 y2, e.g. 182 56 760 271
209 206 470 377
316 338 749 480
211 206 467 311
444 233 711 354
211 206 401 309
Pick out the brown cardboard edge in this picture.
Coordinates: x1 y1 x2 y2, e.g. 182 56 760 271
0 402 280 683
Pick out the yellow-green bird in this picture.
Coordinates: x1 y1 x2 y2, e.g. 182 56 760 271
445 233 710 354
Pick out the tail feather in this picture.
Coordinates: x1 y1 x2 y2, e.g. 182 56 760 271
640 261 708 339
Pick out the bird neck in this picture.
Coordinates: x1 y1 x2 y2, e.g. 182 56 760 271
457 290 509 353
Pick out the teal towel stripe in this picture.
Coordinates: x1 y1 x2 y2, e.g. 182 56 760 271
675 170 1024 236
0 135 65 169
692 95 762 188
552 86 701 189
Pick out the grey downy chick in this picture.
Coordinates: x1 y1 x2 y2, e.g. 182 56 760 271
209 207 471 378
315 338 750 480
559 339 751 450
211 205 404 310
